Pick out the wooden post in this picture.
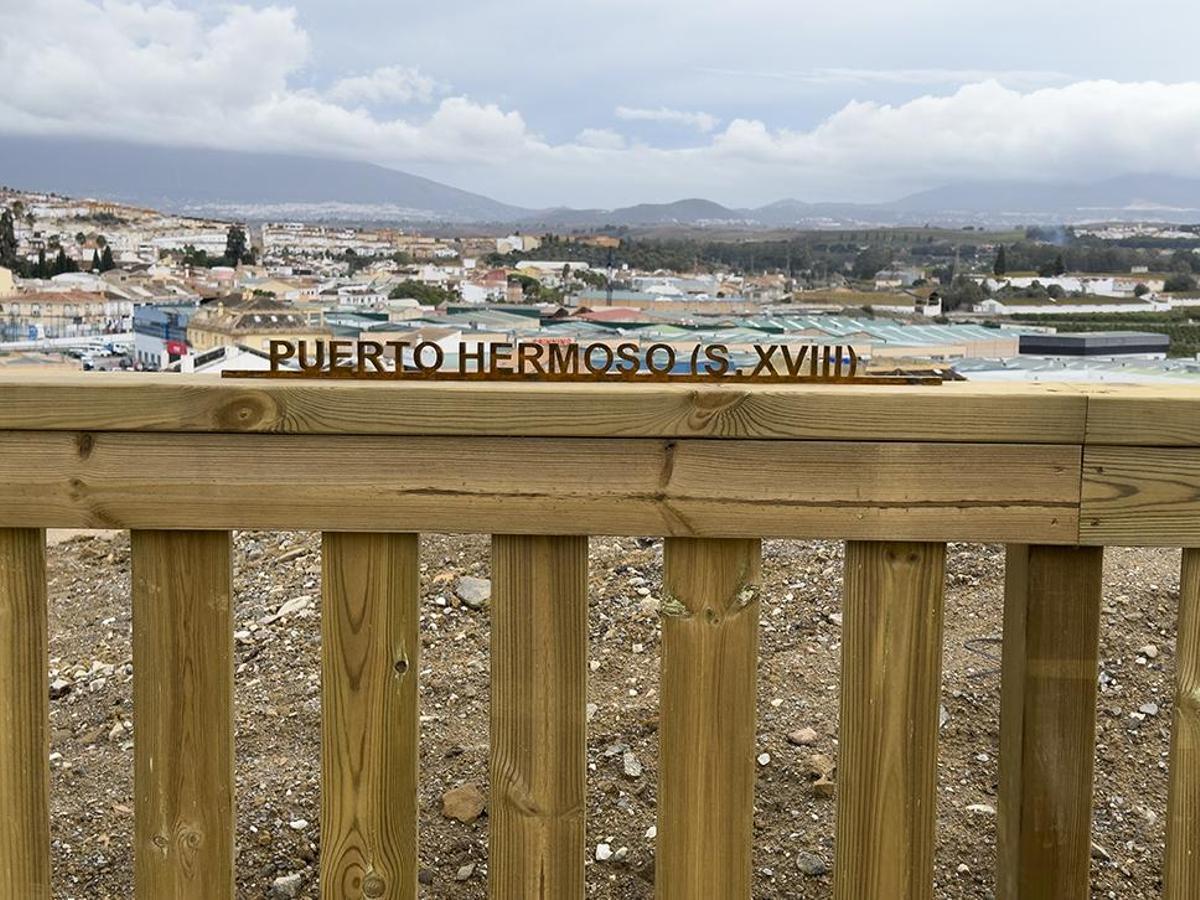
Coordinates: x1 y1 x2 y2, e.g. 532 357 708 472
132 530 234 899
0 529 50 899
997 544 1103 900
321 532 419 900
834 541 946 900
1166 548 1200 899
657 537 761 900
490 535 588 899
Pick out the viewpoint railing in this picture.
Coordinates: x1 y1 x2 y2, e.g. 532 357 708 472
0 374 1198 899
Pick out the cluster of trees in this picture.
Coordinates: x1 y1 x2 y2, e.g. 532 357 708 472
994 244 1067 278
991 240 1200 277
0 207 116 276
486 231 1029 284
388 280 458 304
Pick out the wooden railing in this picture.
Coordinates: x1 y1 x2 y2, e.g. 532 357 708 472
1 373 1199 899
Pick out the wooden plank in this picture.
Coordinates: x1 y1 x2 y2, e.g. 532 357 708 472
0 529 50 899
997 545 1103 900
1085 386 1200 446
321 532 419 900
1081 446 1200 546
0 374 1088 443
0 432 1081 543
657 537 760 899
490 535 588 899
1166 548 1200 900
132 530 234 899
834 541 945 900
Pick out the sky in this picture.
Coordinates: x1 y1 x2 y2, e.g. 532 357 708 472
2 0 1200 208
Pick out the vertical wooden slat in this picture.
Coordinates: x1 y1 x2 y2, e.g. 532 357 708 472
657 537 761 900
834 541 946 900
321 532 419 900
0 528 50 899
490 535 588 899
997 544 1103 900
1166 548 1200 899
133 530 234 899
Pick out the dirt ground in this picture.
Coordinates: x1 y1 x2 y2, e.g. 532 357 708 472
44 531 1179 899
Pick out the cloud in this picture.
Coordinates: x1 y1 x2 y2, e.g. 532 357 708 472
1 2 1200 207
702 79 1200 188
698 66 1072 89
326 65 439 106
575 128 626 150
615 106 719 133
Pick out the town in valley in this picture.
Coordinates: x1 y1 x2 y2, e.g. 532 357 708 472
3 187 1199 385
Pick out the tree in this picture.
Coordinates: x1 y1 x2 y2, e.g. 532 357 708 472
0 209 18 271
51 246 76 275
851 246 893 280
992 245 1007 277
1164 273 1198 293
99 246 115 272
388 280 457 304
1133 283 1150 297
1053 253 1066 276
34 247 47 279
940 275 987 312
91 249 101 272
224 225 250 266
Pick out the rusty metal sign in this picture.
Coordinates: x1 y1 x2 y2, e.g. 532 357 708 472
220 339 942 385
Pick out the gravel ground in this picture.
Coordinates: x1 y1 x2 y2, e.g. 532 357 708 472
44 531 1180 899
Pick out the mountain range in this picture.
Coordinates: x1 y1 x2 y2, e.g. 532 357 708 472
3 135 1200 228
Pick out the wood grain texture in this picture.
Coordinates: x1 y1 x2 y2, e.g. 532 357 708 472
132 530 234 899
834 541 946 900
1166 548 1200 900
1085 386 1200 446
1082 446 1200 546
0 529 50 899
0 432 1080 543
321 532 419 900
0 374 1089 443
997 544 1103 900
490 535 588 900
657 538 761 900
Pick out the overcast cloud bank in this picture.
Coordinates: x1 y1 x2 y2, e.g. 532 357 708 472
2 1 1198 207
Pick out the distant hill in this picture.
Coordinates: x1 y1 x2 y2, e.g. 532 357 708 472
0 135 527 223
521 198 752 228
2 135 1199 227
892 175 1200 218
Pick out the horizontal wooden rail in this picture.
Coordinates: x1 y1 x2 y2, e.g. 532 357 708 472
0 432 1080 542
0 375 1092 442
1082 446 1200 546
